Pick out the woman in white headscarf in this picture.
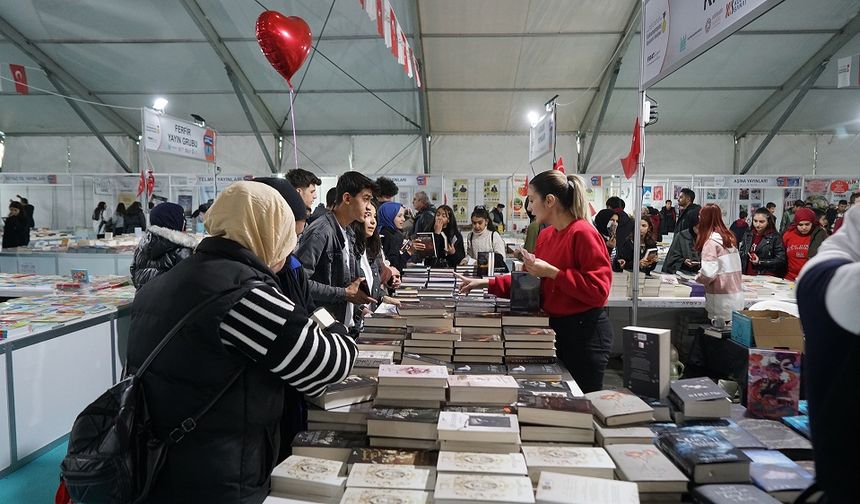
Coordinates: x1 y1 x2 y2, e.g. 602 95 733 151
124 181 357 504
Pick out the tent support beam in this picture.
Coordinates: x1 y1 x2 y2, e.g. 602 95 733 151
0 15 139 139
180 0 281 137
45 73 132 173
739 61 827 175
735 13 860 139
579 61 621 174
226 67 277 174
412 0 431 174
578 2 641 134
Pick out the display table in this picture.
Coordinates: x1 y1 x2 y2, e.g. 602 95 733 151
0 250 134 276
0 289 133 476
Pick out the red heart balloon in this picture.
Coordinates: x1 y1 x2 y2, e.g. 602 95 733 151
256 11 313 87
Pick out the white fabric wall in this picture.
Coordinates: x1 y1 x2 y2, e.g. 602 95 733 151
3 132 858 177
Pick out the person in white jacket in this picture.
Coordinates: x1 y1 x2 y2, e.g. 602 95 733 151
694 205 744 325
465 206 506 261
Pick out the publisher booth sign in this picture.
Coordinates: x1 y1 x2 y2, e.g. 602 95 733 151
143 109 216 162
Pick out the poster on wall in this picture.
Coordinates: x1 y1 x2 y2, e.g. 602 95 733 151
511 175 529 219
782 188 802 212
642 186 654 208
451 178 470 221
482 178 502 209
653 185 664 204
804 177 860 208
177 194 193 216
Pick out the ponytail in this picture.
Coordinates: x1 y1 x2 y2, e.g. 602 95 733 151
529 170 590 221
567 175 589 221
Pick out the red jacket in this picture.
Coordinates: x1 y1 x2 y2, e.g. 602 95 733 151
489 219 612 317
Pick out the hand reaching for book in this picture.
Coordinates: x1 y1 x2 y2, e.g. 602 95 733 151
454 272 489 295
345 277 374 305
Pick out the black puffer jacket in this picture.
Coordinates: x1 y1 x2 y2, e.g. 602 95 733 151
739 229 787 277
130 225 199 289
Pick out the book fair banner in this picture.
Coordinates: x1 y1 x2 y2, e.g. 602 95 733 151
643 0 783 88
143 109 216 162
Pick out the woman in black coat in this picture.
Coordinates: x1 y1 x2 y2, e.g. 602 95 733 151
739 208 787 277
614 216 658 275
2 201 30 249
130 203 198 289
659 200 677 236
428 204 466 268
124 201 147 232
378 201 412 273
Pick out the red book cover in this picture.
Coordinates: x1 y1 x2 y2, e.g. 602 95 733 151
748 349 801 419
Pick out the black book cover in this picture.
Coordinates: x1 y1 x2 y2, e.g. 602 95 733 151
622 327 667 401
291 430 366 448
507 364 563 377
516 379 571 397
504 356 558 365
517 394 592 415
510 272 541 313
326 375 378 394
692 484 781 504
656 428 750 477
452 363 506 374
670 377 729 403
347 448 438 467
368 407 441 424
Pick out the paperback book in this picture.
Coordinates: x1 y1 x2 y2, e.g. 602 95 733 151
434 473 535 504
622 325 670 400
655 428 751 483
747 349 801 419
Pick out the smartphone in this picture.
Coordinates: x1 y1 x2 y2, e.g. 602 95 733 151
645 248 658 261
400 239 412 252
749 252 759 262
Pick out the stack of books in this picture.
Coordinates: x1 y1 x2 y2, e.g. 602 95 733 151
655 428 751 484
606 443 689 502
446 374 519 405
269 455 347 501
346 447 437 472
346 462 436 493
437 410 521 454
358 315 407 361
434 473 536 504
351 350 394 376
668 377 732 422
403 325 460 362
535 472 640 504
401 266 430 289
626 273 661 297
503 326 557 364
453 328 505 364
424 268 457 295
306 401 373 433
290 430 367 462
610 272 629 300
366 408 440 451
305 375 378 411
521 445 616 485
374 364 449 409
517 392 594 444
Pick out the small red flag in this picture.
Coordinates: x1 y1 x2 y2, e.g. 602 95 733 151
9 64 28 95
620 117 641 179
146 170 155 196
137 171 146 197
375 0 384 36
390 12 399 58
553 156 565 174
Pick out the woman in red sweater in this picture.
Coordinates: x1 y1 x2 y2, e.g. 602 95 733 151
457 170 613 392
783 207 828 281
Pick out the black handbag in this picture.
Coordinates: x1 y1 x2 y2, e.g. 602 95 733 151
60 283 259 504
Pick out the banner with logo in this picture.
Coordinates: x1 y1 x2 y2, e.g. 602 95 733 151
713 175 802 188
0 174 62 185
804 177 860 207
529 112 555 163
643 0 783 88
143 109 216 162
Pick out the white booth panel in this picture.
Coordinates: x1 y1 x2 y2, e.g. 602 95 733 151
12 323 113 459
0 257 17 274
0 356 9 471
116 256 133 277
15 256 57 275
57 255 117 277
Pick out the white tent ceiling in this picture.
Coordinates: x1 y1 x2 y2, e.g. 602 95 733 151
0 0 859 140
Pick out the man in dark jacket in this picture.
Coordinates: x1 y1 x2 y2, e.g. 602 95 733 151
286 168 322 218
674 188 701 233
659 200 676 236
294 172 377 326
663 213 701 275
124 201 147 231
410 190 435 236
2 201 30 249
130 202 198 289
729 210 749 248
16 195 35 229
307 187 336 225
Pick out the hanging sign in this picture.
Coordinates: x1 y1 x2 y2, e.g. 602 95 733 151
717 176 801 188
837 55 860 88
143 109 217 162
643 0 784 89
529 113 555 163
0 174 60 184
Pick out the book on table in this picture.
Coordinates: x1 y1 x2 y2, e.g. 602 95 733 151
409 326 462 341
655 428 751 484
436 451 528 476
375 385 447 402
346 463 435 491
446 374 519 405
340 488 431 504
346 447 437 470
520 446 616 484
743 449 814 502
516 394 593 429
436 411 521 444
289 430 366 462
305 375 378 410
451 363 506 374
519 425 594 444
781 415 810 439
507 364 563 381
605 443 689 493
306 401 372 426
433 473 535 504
594 423 655 446
669 377 732 419
502 326 556 341
454 332 503 348
502 311 550 327
584 388 654 426
622 325 671 400
438 439 522 454
269 455 346 499
747 348 801 420
377 364 449 388
691 484 782 504
455 312 503 328
535 472 640 504
369 437 438 451
734 419 812 460
516 379 574 398
366 407 440 440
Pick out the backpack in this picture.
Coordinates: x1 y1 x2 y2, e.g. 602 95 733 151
59 282 260 503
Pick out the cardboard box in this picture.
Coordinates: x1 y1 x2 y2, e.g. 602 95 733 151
731 310 804 352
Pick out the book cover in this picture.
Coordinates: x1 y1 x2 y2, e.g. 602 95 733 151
535 472 639 504
347 448 437 467
368 407 441 424
455 333 504 348
584 388 654 426
447 374 519 389
692 484 782 504
622 326 670 400
735 419 812 452
521 446 616 482
517 379 572 398
353 350 394 369
434 473 535 503
340 488 431 504
781 415 810 439
507 364 563 381
323 375 378 394
670 377 730 403
594 424 655 446
436 451 528 476
436 411 520 443
605 444 688 490
270 455 346 496
502 327 556 342
452 363 506 374
747 349 801 420
414 232 436 259
291 430 366 449
655 429 750 477
346 463 435 491
377 364 449 387
510 272 541 313
517 394 593 427
444 405 516 415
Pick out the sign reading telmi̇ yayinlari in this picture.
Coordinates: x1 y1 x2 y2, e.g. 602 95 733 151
642 0 784 89
143 109 217 162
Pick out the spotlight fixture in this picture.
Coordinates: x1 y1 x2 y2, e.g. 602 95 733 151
152 97 168 112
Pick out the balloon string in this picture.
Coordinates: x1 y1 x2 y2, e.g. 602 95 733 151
289 86 299 172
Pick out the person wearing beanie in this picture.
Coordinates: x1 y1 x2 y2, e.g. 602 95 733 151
130 202 200 289
782 207 827 281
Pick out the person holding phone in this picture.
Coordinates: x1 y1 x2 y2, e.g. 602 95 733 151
615 217 659 275
739 208 786 277
663 212 702 275
695 204 744 325
457 170 613 393
429 204 466 268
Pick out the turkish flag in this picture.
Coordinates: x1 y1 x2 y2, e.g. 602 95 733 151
553 156 565 174
146 170 155 196
375 0 384 36
390 12 399 58
137 171 146 197
9 64 28 94
620 117 641 179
